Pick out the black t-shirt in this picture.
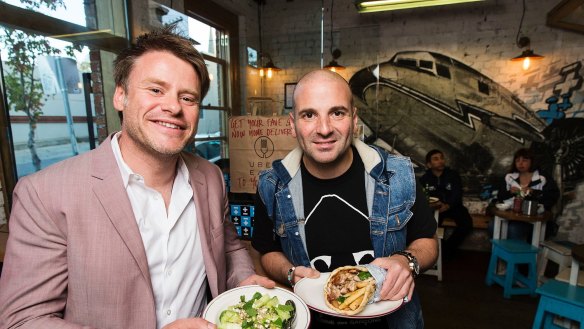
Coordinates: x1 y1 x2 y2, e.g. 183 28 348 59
303 149 373 272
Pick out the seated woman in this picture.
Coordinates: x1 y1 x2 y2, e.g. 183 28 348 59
491 148 560 241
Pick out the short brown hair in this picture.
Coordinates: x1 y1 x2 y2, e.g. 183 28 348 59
510 148 537 173
114 25 210 99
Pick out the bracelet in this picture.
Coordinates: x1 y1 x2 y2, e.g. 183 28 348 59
287 266 296 288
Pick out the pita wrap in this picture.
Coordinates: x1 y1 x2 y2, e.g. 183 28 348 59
323 266 377 315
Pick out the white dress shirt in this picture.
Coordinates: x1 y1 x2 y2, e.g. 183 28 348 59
111 133 207 328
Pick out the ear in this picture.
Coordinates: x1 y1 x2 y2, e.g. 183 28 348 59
289 112 297 138
113 86 126 112
352 107 359 130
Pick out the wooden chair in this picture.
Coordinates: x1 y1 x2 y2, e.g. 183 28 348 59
532 244 584 329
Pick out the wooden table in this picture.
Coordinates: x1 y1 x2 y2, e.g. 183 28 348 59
492 209 551 248
570 244 584 285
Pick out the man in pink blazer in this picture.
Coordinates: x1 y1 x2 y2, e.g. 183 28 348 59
0 26 273 328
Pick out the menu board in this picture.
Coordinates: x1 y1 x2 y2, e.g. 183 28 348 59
229 116 297 193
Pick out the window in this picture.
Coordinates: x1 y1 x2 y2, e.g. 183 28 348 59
436 64 452 79
0 0 128 211
183 0 241 162
396 58 417 68
478 80 490 95
420 60 433 70
153 3 230 161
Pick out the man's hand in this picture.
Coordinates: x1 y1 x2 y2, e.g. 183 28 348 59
162 318 216 329
238 274 276 288
291 266 320 285
370 256 414 303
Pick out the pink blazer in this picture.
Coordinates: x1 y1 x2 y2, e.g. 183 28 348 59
0 136 255 328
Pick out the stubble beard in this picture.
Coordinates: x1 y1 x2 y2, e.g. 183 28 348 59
122 105 189 159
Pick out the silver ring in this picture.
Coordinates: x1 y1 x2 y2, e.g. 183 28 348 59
403 296 409 303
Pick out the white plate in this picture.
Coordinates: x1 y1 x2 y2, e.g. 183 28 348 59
294 272 403 319
203 285 310 329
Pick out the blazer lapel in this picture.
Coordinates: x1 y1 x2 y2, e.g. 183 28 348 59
90 137 153 291
185 156 219 296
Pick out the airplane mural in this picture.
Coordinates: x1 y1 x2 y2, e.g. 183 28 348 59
349 51 583 194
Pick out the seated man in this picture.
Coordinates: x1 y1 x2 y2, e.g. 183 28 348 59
420 149 472 259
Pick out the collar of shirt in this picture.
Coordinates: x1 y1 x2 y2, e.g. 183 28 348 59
110 132 191 188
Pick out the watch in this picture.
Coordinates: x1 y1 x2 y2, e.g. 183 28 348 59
391 250 420 278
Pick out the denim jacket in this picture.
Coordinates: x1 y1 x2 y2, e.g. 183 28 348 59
257 139 416 267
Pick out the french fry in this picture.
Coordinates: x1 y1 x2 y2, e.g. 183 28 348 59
349 295 364 310
356 279 374 288
339 287 366 309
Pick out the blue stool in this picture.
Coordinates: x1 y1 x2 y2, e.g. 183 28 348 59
485 239 539 299
532 279 584 328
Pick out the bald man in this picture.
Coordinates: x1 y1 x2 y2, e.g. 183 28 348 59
252 70 438 329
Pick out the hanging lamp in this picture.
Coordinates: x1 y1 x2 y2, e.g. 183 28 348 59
256 0 281 79
323 0 345 72
510 0 544 70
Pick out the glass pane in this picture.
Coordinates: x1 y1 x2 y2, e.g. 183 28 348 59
203 61 224 107
184 140 224 164
2 0 127 38
153 3 223 58
195 109 226 139
189 17 217 57
1 26 97 177
2 0 87 26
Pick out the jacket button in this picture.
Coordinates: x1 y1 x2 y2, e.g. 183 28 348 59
287 194 291 198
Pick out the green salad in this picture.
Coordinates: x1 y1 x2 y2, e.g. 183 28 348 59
218 292 295 329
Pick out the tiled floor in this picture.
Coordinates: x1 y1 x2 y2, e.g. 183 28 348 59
417 249 540 329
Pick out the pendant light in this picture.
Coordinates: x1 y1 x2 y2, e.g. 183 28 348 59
323 0 345 72
510 0 543 70
257 0 281 79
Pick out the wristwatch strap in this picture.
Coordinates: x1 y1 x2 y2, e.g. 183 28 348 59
391 250 419 278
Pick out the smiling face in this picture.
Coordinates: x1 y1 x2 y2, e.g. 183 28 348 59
290 70 357 178
114 50 201 159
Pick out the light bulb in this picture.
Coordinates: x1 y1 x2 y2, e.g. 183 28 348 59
330 67 337 73
267 68 273 79
259 68 264 77
523 57 530 70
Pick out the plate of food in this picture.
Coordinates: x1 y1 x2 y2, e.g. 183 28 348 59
428 197 439 204
294 266 403 319
203 285 310 329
